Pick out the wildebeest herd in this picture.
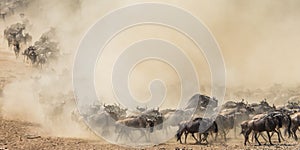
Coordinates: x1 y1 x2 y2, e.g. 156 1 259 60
70 94 300 146
3 21 60 69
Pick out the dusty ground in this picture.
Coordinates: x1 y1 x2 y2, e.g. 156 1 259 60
0 46 300 150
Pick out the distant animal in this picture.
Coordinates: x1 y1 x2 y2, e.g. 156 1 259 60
28 50 37 65
36 53 47 69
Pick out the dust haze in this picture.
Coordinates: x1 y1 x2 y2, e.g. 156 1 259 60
1 0 300 139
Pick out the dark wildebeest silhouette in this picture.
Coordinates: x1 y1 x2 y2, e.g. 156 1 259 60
176 117 218 144
241 113 283 146
28 50 37 66
249 111 291 143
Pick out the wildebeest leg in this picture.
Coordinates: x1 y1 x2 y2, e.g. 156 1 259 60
177 130 183 144
254 132 261 146
184 132 188 144
284 128 288 137
251 132 265 143
198 133 201 143
214 130 220 141
234 125 237 138
191 133 199 143
164 126 169 135
137 129 148 141
251 132 255 142
212 131 217 141
223 130 227 141
244 133 249 146
271 130 284 142
128 130 134 142
292 127 298 140
266 131 273 145
274 130 281 143
259 132 268 143
210 131 216 141
179 134 183 144
278 130 285 141
116 128 124 142
202 133 209 144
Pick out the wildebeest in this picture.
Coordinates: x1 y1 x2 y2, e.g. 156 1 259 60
87 109 119 135
215 114 234 141
28 49 37 65
271 111 292 141
185 94 218 113
176 117 218 144
4 32 16 48
220 103 255 138
36 53 47 69
241 113 283 146
23 46 36 63
290 112 300 140
115 115 155 142
249 111 291 143
4 23 26 47
102 103 128 121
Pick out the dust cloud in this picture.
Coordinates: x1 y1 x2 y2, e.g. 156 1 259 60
0 0 300 139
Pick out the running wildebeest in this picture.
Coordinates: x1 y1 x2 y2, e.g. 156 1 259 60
241 113 283 146
115 115 155 142
28 49 37 65
249 111 291 143
23 46 36 63
176 117 218 144
215 114 234 141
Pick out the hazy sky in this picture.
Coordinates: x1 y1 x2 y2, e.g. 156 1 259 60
22 0 300 106
91 1 300 103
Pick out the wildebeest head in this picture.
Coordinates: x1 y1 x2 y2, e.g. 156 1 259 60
154 114 164 130
146 118 155 132
272 113 283 128
240 120 251 135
